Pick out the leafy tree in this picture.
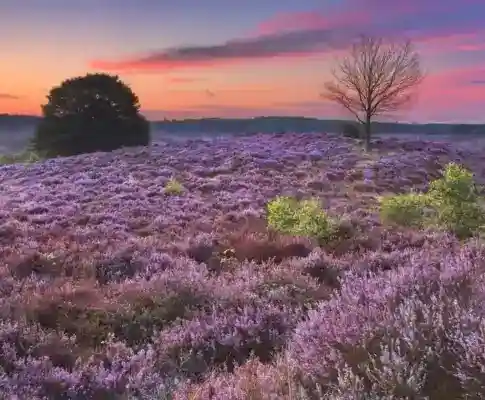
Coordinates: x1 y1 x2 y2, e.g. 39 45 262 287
322 36 423 151
32 73 150 157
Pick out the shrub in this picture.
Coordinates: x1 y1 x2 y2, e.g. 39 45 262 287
266 196 300 234
379 192 429 227
26 297 112 348
164 177 184 195
427 162 485 238
267 196 335 242
340 122 361 139
294 199 334 241
31 73 150 157
111 289 208 347
228 236 312 264
379 163 485 238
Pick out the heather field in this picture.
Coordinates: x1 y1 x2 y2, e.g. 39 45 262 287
1 132 485 399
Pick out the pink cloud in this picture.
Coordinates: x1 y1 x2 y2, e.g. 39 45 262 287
0 93 21 100
89 0 485 83
254 10 368 35
90 46 332 73
406 65 485 121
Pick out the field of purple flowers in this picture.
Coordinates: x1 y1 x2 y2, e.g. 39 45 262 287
0 132 485 399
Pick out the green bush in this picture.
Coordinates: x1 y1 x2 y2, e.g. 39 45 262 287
164 178 184 195
379 192 429 227
267 196 301 234
427 162 485 238
379 163 485 238
32 73 150 158
267 196 334 242
293 199 334 240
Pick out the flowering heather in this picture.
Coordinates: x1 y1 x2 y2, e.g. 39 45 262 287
0 132 485 398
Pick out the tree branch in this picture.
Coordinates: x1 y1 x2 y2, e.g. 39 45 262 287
322 35 423 131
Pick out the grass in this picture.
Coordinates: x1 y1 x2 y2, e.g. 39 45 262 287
0 150 43 164
164 177 184 195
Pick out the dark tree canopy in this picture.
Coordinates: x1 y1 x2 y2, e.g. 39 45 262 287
32 73 150 157
340 122 361 139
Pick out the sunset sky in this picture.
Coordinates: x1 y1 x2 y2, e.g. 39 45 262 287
2 0 485 122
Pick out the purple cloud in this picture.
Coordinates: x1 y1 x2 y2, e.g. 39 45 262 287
0 93 21 100
90 0 485 73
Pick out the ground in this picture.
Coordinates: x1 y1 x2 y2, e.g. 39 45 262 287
0 132 484 399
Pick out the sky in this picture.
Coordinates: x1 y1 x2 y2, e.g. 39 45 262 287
2 0 485 123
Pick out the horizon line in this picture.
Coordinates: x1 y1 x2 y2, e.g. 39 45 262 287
0 113 483 125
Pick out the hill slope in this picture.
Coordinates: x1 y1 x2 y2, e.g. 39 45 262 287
0 133 484 398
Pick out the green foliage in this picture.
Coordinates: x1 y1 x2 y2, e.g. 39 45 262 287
267 196 335 242
0 150 43 165
341 122 361 139
427 162 485 238
379 192 429 227
266 196 301 234
379 162 485 238
32 73 150 158
293 199 334 240
164 178 184 195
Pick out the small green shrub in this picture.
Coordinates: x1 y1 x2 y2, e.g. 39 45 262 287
267 196 334 242
379 163 485 238
266 196 300 234
428 162 478 203
293 199 334 241
164 177 184 195
427 162 485 238
379 192 429 227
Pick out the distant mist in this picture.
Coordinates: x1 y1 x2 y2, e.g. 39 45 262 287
0 127 34 154
0 126 232 155
0 121 482 155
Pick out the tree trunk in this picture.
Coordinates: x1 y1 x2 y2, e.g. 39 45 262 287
364 117 371 151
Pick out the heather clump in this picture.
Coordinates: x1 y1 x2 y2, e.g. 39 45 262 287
225 230 312 265
22 284 113 348
110 288 210 347
153 301 302 380
286 244 485 399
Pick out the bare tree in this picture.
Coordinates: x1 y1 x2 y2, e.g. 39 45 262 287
322 35 424 151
